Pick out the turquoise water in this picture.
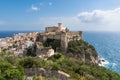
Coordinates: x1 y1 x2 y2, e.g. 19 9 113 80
0 31 120 73
83 32 120 74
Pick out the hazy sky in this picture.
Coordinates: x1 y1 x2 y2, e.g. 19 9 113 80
1 0 120 31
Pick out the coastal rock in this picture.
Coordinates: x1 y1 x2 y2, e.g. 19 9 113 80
66 40 99 64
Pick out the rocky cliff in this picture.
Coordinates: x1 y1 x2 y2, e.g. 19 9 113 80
66 40 99 64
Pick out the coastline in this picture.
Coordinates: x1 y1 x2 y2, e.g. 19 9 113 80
0 31 111 67
0 31 120 74
98 57 110 66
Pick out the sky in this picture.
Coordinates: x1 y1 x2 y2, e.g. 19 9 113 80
1 0 120 31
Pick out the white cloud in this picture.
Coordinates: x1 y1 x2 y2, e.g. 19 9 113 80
38 7 120 31
28 2 52 12
31 5 40 11
77 8 120 31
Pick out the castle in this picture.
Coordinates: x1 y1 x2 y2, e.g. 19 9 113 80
37 23 82 51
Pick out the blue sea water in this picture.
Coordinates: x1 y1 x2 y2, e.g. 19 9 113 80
0 31 120 74
83 31 120 74
0 31 40 38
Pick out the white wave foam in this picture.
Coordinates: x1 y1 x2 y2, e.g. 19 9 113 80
99 57 110 66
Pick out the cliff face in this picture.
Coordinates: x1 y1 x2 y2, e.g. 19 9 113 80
66 40 99 64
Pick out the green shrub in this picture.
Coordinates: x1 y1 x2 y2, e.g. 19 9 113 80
19 57 40 68
43 38 61 51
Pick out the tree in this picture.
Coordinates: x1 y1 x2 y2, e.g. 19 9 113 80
0 62 12 73
19 57 40 68
0 61 24 80
43 38 61 51
4 69 24 80
4 56 17 65
26 44 37 57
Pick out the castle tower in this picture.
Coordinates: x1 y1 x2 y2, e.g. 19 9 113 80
58 23 62 31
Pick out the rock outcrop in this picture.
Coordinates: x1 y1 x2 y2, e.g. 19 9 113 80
66 40 99 64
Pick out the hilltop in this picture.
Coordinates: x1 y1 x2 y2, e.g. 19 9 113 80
0 23 120 80
0 39 120 80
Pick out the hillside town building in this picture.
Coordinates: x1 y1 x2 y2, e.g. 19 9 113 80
0 23 82 57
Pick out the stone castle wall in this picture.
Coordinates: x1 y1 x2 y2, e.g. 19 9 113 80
37 31 82 51
36 23 82 51
45 27 58 32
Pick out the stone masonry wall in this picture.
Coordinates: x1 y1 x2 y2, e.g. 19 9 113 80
36 31 82 51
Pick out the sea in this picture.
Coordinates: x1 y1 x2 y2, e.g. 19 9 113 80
0 31 120 74
83 31 120 74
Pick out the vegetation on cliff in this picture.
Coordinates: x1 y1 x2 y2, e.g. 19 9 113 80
67 40 98 63
0 52 120 80
0 39 120 80
46 53 120 80
43 38 61 51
